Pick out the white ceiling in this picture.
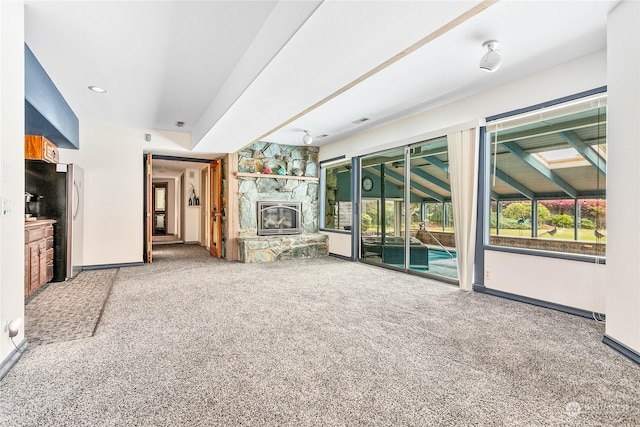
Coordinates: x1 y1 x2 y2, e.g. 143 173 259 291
24 0 619 156
152 159 209 178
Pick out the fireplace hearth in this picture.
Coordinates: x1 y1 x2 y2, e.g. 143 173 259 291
257 201 302 236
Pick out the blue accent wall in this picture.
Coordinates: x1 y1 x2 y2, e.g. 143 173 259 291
336 170 352 201
354 170 425 202
25 44 79 149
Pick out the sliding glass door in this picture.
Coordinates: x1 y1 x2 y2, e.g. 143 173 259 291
408 138 457 279
359 138 458 282
360 147 406 269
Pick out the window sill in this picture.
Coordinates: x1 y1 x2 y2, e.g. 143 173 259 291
485 244 606 264
319 228 352 235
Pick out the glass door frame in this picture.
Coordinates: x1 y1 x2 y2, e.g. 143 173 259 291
356 142 459 284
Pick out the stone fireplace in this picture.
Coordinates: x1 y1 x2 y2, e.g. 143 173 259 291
236 141 328 262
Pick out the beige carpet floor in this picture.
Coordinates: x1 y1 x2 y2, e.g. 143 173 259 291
1 244 639 426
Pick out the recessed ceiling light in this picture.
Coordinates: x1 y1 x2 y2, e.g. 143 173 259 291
352 117 369 124
88 86 107 93
316 134 329 139
175 121 185 127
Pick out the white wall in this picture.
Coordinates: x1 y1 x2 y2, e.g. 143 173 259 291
0 0 25 366
485 251 605 313
319 50 607 313
183 167 201 243
58 121 191 266
321 231 351 258
605 0 640 353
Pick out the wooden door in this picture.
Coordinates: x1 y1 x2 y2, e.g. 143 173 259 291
145 154 153 263
209 160 223 258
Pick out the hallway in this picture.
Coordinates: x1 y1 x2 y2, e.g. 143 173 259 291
152 234 183 245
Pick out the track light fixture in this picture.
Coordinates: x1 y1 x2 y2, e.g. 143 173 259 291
479 40 502 72
302 130 313 145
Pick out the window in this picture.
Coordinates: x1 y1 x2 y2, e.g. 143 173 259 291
487 92 606 257
322 160 352 231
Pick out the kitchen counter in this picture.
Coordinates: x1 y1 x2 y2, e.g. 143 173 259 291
24 219 56 297
25 218 56 228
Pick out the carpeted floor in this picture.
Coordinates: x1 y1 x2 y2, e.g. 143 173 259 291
1 244 639 426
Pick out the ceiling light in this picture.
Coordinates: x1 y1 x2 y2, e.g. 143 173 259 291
302 130 313 145
175 121 185 128
352 117 370 124
479 40 501 72
88 85 107 93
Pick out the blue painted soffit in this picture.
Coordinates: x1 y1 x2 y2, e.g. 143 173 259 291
25 44 79 149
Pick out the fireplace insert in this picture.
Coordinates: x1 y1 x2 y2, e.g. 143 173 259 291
257 201 302 235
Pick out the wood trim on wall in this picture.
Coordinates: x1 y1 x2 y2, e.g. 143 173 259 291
226 152 239 261
235 172 318 181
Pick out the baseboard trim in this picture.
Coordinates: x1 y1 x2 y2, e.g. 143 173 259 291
82 261 144 271
0 339 28 381
602 335 640 366
473 284 605 320
329 252 353 261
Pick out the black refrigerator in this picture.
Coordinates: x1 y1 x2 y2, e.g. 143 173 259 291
25 160 85 282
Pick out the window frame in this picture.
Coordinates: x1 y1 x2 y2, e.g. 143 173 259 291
482 87 607 264
319 156 352 235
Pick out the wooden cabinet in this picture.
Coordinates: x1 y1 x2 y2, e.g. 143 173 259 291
25 135 59 163
25 220 56 297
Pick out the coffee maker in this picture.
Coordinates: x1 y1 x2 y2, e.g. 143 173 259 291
25 192 42 219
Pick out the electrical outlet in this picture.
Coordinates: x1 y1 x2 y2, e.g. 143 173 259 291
485 269 490 280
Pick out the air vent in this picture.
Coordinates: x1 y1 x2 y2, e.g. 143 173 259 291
351 117 369 125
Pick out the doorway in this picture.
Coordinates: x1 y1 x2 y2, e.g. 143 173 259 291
358 138 459 283
152 182 168 235
144 154 220 263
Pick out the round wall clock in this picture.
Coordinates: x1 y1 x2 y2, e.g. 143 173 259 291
362 176 374 192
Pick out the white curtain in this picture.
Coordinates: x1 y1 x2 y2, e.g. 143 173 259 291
447 128 479 291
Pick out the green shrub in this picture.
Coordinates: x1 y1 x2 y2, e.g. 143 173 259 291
579 218 596 229
502 202 531 220
502 201 550 225
490 214 531 230
502 217 531 230
361 213 371 232
551 214 574 228
537 204 551 224
364 208 377 227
